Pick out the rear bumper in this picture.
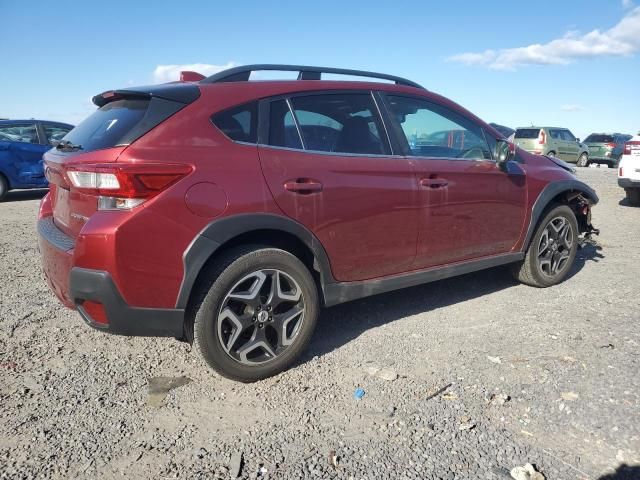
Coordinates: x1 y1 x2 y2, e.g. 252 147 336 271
618 178 640 189
38 216 185 338
69 268 185 337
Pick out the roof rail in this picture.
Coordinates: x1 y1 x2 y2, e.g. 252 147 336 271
200 64 424 89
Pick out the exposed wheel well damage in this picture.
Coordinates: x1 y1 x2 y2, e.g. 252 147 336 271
523 181 599 251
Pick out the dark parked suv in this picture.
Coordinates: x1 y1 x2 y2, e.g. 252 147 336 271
38 65 598 381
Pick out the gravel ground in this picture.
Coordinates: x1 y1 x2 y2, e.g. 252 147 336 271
1 167 639 480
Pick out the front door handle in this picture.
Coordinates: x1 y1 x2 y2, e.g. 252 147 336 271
284 178 323 194
419 178 448 188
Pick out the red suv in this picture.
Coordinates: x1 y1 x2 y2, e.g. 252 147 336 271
38 65 598 382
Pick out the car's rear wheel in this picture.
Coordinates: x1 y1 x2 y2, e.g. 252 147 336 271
547 151 556 157
193 246 319 382
511 204 578 287
0 175 8 202
626 188 640 206
577 153 589 167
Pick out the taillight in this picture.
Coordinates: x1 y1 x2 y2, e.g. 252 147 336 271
538 130 546 145
64 163 192 210
605 142 616 149
619 167 623 176
624 141 640 155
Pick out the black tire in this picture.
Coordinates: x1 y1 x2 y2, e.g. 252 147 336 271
626 188 640 206
511 204 579 287
547 151 556 158
576 153 589 167
193 246 319 382
0 175 8 202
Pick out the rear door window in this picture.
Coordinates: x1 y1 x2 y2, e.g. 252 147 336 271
43 124 73 145
268 93 390 155
514 128 540 139
562 130 576 141
0 123 39 144
385 95 492 160
549 129 562 140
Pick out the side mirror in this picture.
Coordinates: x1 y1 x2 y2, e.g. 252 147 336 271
496 140 524 175
576 138 580 143
496 139 515 165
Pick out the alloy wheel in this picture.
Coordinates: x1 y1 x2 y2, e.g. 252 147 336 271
217 269 306 365
537 216 574 277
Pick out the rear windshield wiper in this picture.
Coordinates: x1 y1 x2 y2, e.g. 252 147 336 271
56 140 83 152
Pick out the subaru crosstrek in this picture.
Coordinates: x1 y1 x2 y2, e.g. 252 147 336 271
38 65 599 382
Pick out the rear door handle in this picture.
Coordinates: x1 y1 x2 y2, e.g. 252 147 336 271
284 178 323 194
419 178 448 188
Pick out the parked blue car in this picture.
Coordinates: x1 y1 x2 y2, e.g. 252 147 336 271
0 120 74 201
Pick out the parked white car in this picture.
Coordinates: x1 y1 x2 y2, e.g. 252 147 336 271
618 134 640 205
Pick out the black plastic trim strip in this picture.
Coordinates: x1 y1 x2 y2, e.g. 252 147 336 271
323 252 525 307
175 214 336 309
37 217 75 251
70 268 184 337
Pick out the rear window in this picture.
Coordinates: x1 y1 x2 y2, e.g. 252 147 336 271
584 134 614 143
62 96 186 152
63 99 149 151
515 128 540 139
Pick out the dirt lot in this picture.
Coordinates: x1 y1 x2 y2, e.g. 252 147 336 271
1 167 639 480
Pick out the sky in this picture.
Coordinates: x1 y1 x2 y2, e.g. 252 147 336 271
1 0 639 140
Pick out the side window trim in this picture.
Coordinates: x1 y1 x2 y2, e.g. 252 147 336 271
285 97 306 150
380 92 495 162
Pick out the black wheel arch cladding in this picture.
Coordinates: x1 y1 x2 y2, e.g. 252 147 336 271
176 214 335 310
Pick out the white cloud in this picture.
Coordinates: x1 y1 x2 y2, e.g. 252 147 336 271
560 104 586 112
623 0 634 9
152 62 236 83
448 7 640 70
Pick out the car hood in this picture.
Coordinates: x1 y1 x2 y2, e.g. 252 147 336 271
545 154 576 174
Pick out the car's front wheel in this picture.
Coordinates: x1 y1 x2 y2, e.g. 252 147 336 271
511 204 579 287
577 153 589 167
193 246 319 382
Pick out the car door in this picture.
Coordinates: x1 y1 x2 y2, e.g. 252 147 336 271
0 122 48 187
562 129 579 162
257 91 419 282
381 93 527 269
547 129 563 158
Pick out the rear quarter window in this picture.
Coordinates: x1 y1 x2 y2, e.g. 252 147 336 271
515 128 540 139
211 102 258 143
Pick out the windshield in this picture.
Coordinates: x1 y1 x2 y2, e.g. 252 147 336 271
515 128 540 139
